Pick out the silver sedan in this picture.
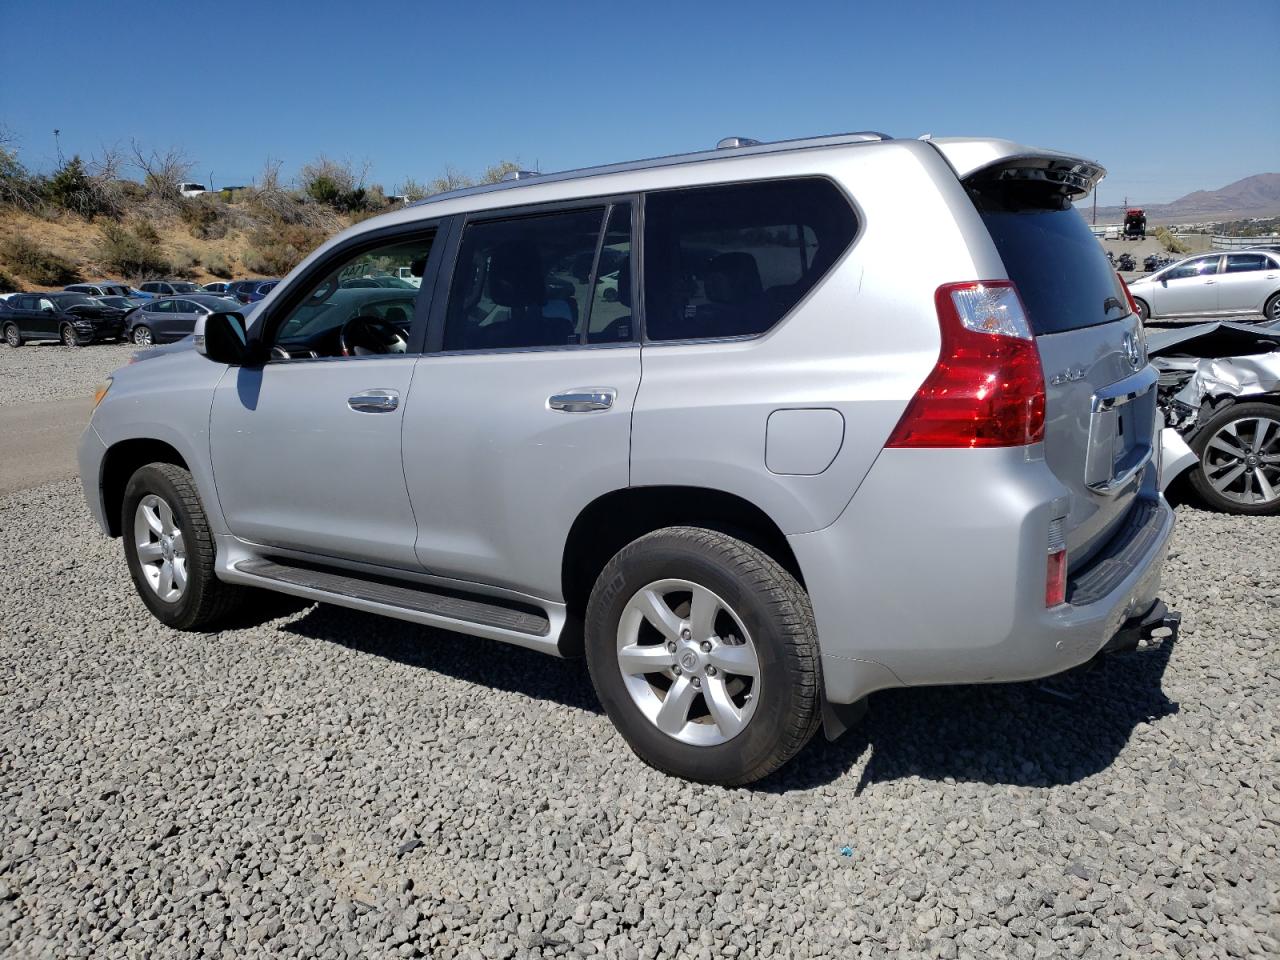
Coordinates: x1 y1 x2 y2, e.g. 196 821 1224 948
1128 250 1280 323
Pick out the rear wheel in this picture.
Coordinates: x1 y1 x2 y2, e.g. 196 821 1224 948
1265 293 1280 324
132 325 154 346
122 463 250 629
1189 401 1280 515
60 323 81 347
585 527 821 785
3 322 20 347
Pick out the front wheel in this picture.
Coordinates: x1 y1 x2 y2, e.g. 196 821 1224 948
585 527 821 785
122 463 250 629
1133 297 1150 322
1265 293 1280 324
132 324 154 346
60 323 81 347
3 322 20 347
1188 402 1280 515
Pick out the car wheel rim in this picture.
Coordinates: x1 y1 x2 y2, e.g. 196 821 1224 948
133 494 188 603
135 327 152 345
616 578 761 746
4 326 16 346
62 326 75 346
1202 416 1280 505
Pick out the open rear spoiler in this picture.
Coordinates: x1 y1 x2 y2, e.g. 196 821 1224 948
926 137 1106 200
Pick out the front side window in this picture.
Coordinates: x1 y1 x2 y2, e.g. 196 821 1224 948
444 207 607 351
643 178 857 341
268 232 434 360
1165 257 1220 281
1225 254 1271 274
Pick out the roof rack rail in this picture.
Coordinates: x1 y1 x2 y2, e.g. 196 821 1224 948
414 131 893 205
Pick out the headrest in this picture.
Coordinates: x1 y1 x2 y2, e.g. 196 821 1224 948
703 252 762 305
487 241 544 308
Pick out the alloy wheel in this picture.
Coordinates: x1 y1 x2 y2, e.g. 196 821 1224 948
615 579 761 746
1202 416 1280 506
3 324 17 347
133 326 153 346
61 325 78 347
133 494 188 602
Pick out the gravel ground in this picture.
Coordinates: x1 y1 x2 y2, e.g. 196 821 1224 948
0 482 1276 959
0 342 135 406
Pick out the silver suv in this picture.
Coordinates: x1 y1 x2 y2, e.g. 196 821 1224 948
79 132 1176 784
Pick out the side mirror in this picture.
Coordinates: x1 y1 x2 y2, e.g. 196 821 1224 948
198 311 261 365
42 306 55 314
602 287 619 303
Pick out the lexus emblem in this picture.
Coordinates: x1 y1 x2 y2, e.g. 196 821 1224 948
1123 331 1143 370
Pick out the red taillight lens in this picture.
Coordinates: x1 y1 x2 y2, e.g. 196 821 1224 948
1046 548 1067 607
886 281 1046 449
1117 270 1141 318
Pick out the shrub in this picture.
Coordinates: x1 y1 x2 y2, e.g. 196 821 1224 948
0 145 41 210
0 235 79 285
204 250 232 278
0 266 17 292
1154 227 1190 255
97 222 171 278
133 219 161 244
300 156 372 213
171 245 200 277
179 197 226 239
243 220 327 275
44 156 105 217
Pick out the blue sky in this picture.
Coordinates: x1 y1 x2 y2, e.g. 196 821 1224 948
2 0 1276 204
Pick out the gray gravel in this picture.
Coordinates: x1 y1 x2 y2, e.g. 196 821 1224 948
0 342 135 406
1 481 1277 959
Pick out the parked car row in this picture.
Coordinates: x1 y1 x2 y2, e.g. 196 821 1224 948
1127 248 1280 323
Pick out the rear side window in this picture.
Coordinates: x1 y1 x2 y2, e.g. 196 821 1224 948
971 183 1131 334
1225 254 1271 274
643 178 857 341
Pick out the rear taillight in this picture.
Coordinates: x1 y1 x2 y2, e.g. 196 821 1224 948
1117 271 1141 317
886 281 1046 449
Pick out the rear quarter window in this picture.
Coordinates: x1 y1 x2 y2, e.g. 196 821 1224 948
642 178 858 341
971 183 1129 335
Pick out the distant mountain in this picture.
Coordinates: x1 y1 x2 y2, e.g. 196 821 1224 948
1079 173 1280 225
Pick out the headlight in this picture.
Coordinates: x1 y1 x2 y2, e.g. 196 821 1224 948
91 377 112 411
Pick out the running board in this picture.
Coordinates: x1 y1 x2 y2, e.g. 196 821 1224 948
225 556 565 656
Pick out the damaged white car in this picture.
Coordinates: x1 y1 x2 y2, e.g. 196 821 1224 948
1155 321 1280 514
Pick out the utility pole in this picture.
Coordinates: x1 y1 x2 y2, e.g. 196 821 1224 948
53 128 62 164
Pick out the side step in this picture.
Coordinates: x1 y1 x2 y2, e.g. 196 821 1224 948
228 557 562 654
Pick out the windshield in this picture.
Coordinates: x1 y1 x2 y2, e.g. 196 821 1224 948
971 183 1130 334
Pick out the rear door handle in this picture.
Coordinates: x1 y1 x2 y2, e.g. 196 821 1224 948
548 388 616 412
348 389 399 413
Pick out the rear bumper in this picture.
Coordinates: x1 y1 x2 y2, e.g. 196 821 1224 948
789 447 1175 704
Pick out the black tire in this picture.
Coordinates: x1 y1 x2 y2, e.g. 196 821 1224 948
1188 401 1280 515
585 526 821 785
3 322 20 347
121 463 249 629
60 323 81 347
1265 293 1280 324
1133 297 1150 322
132 325 153 346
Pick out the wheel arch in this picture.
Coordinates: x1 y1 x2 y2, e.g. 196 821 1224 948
100 438 189 537
561 485 803 620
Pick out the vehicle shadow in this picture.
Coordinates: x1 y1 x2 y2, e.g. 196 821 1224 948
280 603 605 715
752 641 1179 793
277 602 1178 792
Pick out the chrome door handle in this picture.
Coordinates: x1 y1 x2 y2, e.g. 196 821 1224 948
348 389 399 413
548 388 616 412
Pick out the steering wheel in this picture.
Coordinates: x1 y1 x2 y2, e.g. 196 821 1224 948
338 314 408 356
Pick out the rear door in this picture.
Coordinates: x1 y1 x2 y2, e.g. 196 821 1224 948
967 172 1156 564
402 200 641 599
1218 253 1280 314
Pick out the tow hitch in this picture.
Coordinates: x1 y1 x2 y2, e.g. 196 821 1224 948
1103 599 1181 655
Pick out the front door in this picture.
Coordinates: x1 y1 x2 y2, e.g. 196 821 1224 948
209 225 441 570
1154 255 1221 316
403 201 640 599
